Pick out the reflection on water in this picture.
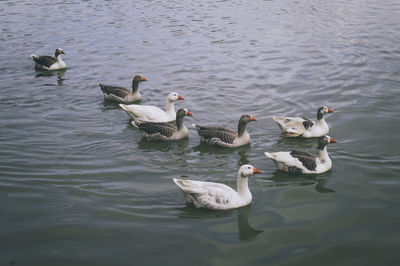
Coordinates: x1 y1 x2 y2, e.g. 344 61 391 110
1 0 400 264
137 136 190 151
237 205 263 242
265 170 334 193
237 150 250 166
178 204 263 242
34 69 66 86
192 142 252 155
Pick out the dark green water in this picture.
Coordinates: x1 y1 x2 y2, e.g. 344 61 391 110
1 0 400 265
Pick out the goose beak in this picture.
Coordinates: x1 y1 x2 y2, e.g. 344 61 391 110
178 95 184 100
186 111 193 116
253 168 262 174
251 116 257 121
329 137 338 143
328 108 334 113
141 77 147 81
61 50 65 54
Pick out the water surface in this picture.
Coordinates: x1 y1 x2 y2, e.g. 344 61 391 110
1 0 400 265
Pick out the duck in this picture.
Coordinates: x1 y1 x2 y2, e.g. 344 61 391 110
132 108 192 141
98 75 147 104
272 106 334 138
173 164 262 210
193 114 257 148
264 135 338 174
30 48 66 70
120 92 184 123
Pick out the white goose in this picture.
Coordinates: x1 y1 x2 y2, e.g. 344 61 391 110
173 164 262 210
264 135 338 174
119 92 184 123
31 48 66 70
273 106 334 138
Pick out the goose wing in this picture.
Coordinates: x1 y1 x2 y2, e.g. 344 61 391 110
173 179 236 209
290 150 317 171
273 116 313 136
120 104 169 122
98 84 130 98
137 122 176 137
195 125 237 144
32 55 57 68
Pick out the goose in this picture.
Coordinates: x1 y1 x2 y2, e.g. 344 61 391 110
120 92 184 123
193 114 257 148
98 75 147 103
173 164 262 210
132 108 192 141
272 106 334 138
31 48 66 70
264 135 338 174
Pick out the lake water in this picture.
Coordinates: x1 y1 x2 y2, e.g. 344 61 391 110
1 0 400 265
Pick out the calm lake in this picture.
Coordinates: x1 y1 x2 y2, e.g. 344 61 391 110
1 0 400 265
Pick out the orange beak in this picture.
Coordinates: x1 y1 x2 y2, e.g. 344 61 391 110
253 168 262 174
178 95 184 100
328 108 334 113
186 111 193 116
329 137 338 143
141 77 147 81
251 116 257 121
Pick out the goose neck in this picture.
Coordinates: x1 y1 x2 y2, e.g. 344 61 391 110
237 174 250 196
176 114 184 130
132 80 139 93
317 145 330 161
165 99 175 114
238 121 248 137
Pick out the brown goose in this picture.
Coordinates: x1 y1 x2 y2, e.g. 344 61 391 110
193 114 257 148
30 48 66 70
98 75 147 103
132 108 192 141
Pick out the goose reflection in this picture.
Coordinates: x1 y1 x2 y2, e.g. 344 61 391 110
266 170 334 193
34 69 66 86
237 205 263 242
192 142 251 155
237 150 250 166
178 204 263 242
137 136 189 152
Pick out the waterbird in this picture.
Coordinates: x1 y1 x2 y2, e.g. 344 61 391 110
264 135 337 174
31 48 66 70
272 106 334 138
132 108 192 141
98 75 147 103
193 114 257 148
173 164 262 210
120 92 184 123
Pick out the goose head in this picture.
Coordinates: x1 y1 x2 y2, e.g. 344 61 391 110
239 164 262 178
176 108 193 118
132 75 147 91
132 75 147 83
55 48 65 57
317 106 334 120
239 114 257 124
168 92 184 102
317 135 338 150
